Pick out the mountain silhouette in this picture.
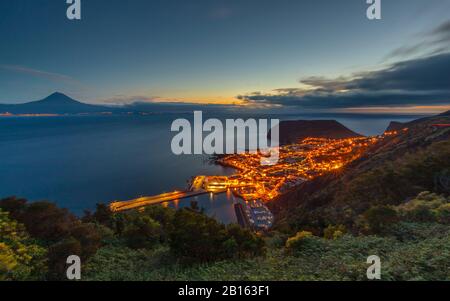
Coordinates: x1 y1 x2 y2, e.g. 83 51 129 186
0 92 111 114
385 121 406 132
268 120 363 145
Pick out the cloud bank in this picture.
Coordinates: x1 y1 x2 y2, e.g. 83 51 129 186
386 20 450 60
238 51 450 109
237 20 450 110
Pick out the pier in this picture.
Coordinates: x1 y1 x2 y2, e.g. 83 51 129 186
109 189 214 212
109 175 253 212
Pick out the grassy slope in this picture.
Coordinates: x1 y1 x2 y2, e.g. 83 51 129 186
84 222 450 281
270 113 450 233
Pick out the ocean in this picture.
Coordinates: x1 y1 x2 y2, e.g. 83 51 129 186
0 113 425 223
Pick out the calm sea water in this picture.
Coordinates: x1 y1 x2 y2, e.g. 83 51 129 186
0 113 425 223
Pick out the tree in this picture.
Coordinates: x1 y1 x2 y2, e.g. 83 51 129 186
122 216 162 249
395 191 449 223
47 237 82 281
437 203 450 224
141 205 175 228
94 203 114 225
70 223 102 259
323 224 346 240
285 231 313 250
169 209 227 263
0 199 107 280
222 238 239 258
285 230 326 255
0 210 47 280
361 205 399 235
0 197 27 220
225 224 265 258
19 201 78 242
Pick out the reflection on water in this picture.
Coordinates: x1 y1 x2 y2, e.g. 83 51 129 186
175 192 239 224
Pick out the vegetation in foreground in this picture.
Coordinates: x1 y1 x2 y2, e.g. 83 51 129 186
1 190 449 281
1 113 449 281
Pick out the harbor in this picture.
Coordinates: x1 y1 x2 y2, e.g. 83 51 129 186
110 175 274 231
109 136 390 230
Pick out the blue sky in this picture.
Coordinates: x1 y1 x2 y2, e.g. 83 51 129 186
0 0 449 112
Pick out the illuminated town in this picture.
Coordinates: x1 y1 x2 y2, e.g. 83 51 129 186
219 136 388 201
109 131 405 230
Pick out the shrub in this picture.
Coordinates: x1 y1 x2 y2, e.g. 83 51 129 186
0 210 47 280
47 237 82 280
122 216 162 249
396 191 449 223
359 205 399 235
436 203 450 224
17 201 77 242
168 208 264 263
70 223 103 259
285 231 326 256
323 224 346 240
0 197 27 220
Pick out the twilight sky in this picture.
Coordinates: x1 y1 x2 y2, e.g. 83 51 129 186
0 0 450 113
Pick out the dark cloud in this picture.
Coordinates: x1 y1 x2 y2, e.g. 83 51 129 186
386 20 450 60
348 54 450 92
432 20 450 37
298 77 350 93
238 52 450 109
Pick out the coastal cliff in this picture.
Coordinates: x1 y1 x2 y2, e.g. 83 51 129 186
270 111 450 233
268 119 363 145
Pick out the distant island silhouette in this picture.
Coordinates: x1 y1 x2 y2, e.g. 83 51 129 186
0 92 235 115
0 92 112 115
269 120 363 145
